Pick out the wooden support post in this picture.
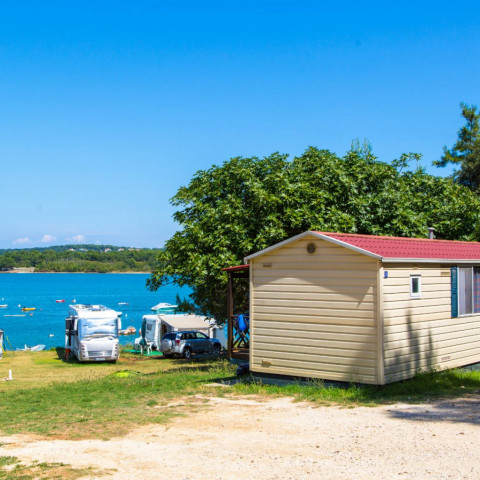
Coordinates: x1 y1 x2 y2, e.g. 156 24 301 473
227 272 233 359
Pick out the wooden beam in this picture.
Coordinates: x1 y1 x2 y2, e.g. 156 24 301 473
227 271 233 358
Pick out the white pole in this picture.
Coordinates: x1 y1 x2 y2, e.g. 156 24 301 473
8 369 12 380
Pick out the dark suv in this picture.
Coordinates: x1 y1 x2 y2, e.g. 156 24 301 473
160 330 222 359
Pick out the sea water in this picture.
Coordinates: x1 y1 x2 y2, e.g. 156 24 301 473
0 273 191 350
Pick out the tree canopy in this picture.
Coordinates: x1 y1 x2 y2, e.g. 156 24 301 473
434 103 480 190
148 147 480 322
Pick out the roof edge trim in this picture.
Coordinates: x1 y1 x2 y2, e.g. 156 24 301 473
382 258 480 264
316 233 382 260
244 231 383 262
244 231 316 262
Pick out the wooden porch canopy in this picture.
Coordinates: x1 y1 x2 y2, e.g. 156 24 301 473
222 264 249 360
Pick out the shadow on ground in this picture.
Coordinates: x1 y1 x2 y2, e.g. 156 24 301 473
386 395 480 425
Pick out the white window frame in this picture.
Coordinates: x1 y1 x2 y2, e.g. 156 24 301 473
410 274 421 298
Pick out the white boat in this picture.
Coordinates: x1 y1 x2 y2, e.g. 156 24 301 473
4 314 26 317
16 344 46 351
30 344 46 351
0 304 7 308
150 302 178 313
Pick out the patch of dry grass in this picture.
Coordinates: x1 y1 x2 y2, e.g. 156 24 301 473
0 455 106 479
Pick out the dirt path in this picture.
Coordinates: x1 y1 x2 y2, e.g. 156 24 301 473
1 395 480 479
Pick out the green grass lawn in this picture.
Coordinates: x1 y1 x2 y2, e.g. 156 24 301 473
0 350 480 440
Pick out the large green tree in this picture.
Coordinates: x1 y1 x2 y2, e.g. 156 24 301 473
148 147 480 321
434 103 480 190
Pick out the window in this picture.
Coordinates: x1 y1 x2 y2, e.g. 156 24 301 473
195 332 208 339
457 266 480 316
410 274 421 298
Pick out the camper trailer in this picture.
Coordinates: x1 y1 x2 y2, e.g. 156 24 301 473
134 313 225 352
65 304 121 362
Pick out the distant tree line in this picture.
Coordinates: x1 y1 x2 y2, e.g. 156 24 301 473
0 246 158 272
0 244 141 255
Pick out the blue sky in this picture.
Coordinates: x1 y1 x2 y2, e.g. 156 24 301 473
0 1 479 248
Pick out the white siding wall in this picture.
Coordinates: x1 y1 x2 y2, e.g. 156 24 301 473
383 264 480 383
250 237 380 384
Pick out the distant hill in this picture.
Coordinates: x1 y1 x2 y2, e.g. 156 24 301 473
0 244 157 254
0 245 160 273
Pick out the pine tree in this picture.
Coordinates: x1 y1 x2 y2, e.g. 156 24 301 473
435 103 480 191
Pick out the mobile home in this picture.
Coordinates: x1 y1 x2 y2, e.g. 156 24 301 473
239 231 480 385
65 304 122 362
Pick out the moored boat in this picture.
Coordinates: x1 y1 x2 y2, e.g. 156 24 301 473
21 307 36 312
150 302 178 314
16 344 46 351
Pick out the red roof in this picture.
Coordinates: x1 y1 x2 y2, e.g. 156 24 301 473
315 232 480 260
222 264 250 272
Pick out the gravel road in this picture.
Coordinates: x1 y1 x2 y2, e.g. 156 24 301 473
1 394 479 479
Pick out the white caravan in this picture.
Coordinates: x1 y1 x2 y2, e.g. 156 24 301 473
65 304 121 362
134 313 226 353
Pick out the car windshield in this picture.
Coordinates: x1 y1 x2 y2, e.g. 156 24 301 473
78 317 118 339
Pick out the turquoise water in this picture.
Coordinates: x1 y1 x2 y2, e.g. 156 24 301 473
0 274 191 350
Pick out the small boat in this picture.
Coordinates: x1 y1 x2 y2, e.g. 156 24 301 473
4 314 26 317
118 302 129 305
55 299 65 303
21 307 36 312
16 344 46 352
31 344 46 351
151 302 178 312
0 304 7 308
119 326 136 336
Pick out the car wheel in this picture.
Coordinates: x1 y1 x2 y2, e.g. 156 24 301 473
183 347 192 360
213 344 221 355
